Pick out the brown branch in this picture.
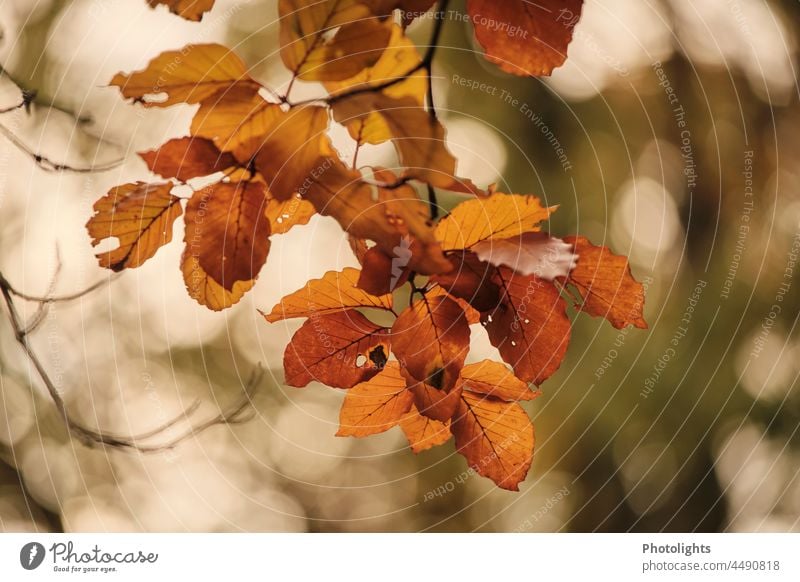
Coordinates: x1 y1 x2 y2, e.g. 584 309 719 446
0 266 262 453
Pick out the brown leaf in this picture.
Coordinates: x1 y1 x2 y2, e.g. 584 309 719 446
482 267 571 385
452 391 534 491
139 137 236 182
459 360 540 402
435 191 555 251
191 87 275 160
399 405 452 453
336 363 413 437
284 310 390 389
181 252 255 311
279 0 389 82
263 267 393 323
110 44 259 107
405 371 463 423
391 293 470 391
467 0 584 77
472 232 577 280
265 194 316 235
357 246 411 296
184 181 271 291
302 158 451 274
430 251 500 313
147 0 215 21
86 182 182 271
331 92 462 190
562 235 648 329
362 0 435 19
251 106 335 200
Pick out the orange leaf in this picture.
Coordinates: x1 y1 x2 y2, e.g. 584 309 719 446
86 182 182 271
562 235 648 330
139 137 236 182
110 44 259 107
452 391 534 491
459 360 540 402
430 251 500 313
284 310 390 389
357 247 411 296
302 159 451 274
147 0 215 21
391 293 470 391
336 363 413 437
251 106 335 200
435 191 555 251
184 181 271 291
181 253 255 311
482 267 571 385
404 370 463 423
399 405 451 453
265 194 316 235
263 267 393 323
467 0 583 77
279 0 389 82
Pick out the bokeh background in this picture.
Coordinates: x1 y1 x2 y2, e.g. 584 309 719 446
0 0 799 532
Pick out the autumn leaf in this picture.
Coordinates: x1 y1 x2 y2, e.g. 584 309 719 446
191 87 273 158
562 235 648 329
263 267 393 323
184 181 271 291
357 246 411 296
139 137 237 182
399 405 451 453
86 182 182 272
391 293 470 392
181 253 255 311
452 390 534 491
284 310 390 389
251 106 336 200
472 232 577 280
404 369 463 423
266 194 316 235
331 92 462 190
110 44 259 107
459 360 540 402
435 191 555 251
467 0 584 77
362 0 436 19
336 363 413 437
482 267 570 385
430 251 500 313
279 0 389 82
302 158 451 274
147 0 215 21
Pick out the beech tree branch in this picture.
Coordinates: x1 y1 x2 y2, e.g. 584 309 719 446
0 267 262 453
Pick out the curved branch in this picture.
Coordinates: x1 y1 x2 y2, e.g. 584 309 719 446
0 267 262 453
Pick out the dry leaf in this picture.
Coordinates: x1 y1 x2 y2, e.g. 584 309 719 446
336 363 413 437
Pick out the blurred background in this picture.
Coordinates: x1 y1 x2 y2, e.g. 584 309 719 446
0 0 798 532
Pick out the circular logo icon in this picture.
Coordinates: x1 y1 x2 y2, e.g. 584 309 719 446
20 542 46 570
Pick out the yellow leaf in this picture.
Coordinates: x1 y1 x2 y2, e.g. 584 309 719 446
182 253 255 311
399 405 451 453
279 0 388 81
110 44 259 107
435 191 555 251
263 267 393 322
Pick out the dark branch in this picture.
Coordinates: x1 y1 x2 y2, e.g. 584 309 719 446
0 267 262 453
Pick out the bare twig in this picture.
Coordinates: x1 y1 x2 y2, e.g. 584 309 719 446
0 268 262 453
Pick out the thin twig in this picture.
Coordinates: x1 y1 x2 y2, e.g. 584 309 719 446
0 268 262 452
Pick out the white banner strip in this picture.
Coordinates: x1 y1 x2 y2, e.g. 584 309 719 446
1 534 798 581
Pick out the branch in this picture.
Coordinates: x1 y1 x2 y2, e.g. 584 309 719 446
0 66 124 173
0 266 262 453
